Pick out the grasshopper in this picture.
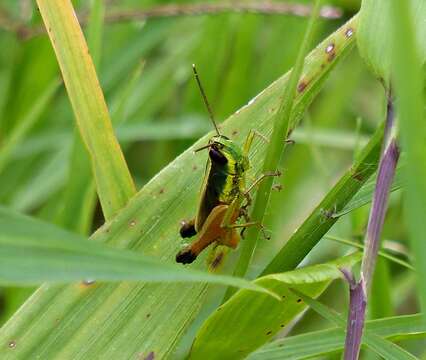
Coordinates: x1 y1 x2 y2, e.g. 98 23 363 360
176 65 279 265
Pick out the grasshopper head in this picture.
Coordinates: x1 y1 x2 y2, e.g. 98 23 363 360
207 135 249 174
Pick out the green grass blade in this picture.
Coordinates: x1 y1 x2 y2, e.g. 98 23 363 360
11 149 68 212
86 0 104 70
56 0 105 233
0 16 358 359
0 80 59 175
357 0 426 83
55 134 97 234
36 0 136 218
262 121 384 275
325 235 413 271
233 0 322 281
189 254 361 360
332 164 404 217
249 314 426 360
286 292 418 360
0 206 273 295
391 0 426 318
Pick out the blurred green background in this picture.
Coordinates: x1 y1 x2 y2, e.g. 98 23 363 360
0 0 421 356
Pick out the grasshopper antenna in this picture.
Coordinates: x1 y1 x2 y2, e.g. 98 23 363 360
192 64 221 136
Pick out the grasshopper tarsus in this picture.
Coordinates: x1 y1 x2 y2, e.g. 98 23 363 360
176 248 198 264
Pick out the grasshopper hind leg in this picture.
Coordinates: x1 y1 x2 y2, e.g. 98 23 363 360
179 219 197 238
176 248 198 264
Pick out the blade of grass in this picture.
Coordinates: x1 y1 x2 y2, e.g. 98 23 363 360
293 291 418 360
231 0 322 285
261 120 384 276
391 0 426 319
249 314 426 360
11 149 69 212
56 0 105 233
36 0 136 218
86 0 104 71
0 79 59 175
325 235 413 271
332 164 404 217
0 206 275 296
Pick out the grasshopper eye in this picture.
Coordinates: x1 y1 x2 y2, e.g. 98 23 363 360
209 147 228 165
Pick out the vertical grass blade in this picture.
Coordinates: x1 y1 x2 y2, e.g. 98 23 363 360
36 0 136 218
391 1 426 318
232 0 322 282
56 0 105 232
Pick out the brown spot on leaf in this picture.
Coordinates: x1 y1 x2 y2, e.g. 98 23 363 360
129 220 136 227
210 251 224 269
325 43 336 62
144 352 155 360
8 340 16 349
266 331 272 335
146 313 151 318
192 165 198 171
159 188 165 195
297 298 302 303
232 130 238 136
345 28 354 38
297 80 309 92
352 172 364 182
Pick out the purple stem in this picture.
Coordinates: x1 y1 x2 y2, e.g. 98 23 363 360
343 97 400 360
344 277 367 360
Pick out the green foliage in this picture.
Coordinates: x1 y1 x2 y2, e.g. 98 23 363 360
189 253 361 359
0 0 424 358
357 0 426 82
37 0 136 219
249 314 426 359
0 206 274 294
391 1 426 319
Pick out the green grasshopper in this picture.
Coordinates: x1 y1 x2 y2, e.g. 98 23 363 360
176 65 279 265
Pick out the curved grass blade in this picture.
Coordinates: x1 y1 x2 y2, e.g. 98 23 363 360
0 206 273 295
248 314 426 360
325 235 413 271
189 253 361 359
0 16 358 360
332 164 404 217
36 0 136 218
293 291 418 360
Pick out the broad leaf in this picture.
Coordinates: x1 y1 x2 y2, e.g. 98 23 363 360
189 253 361 359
